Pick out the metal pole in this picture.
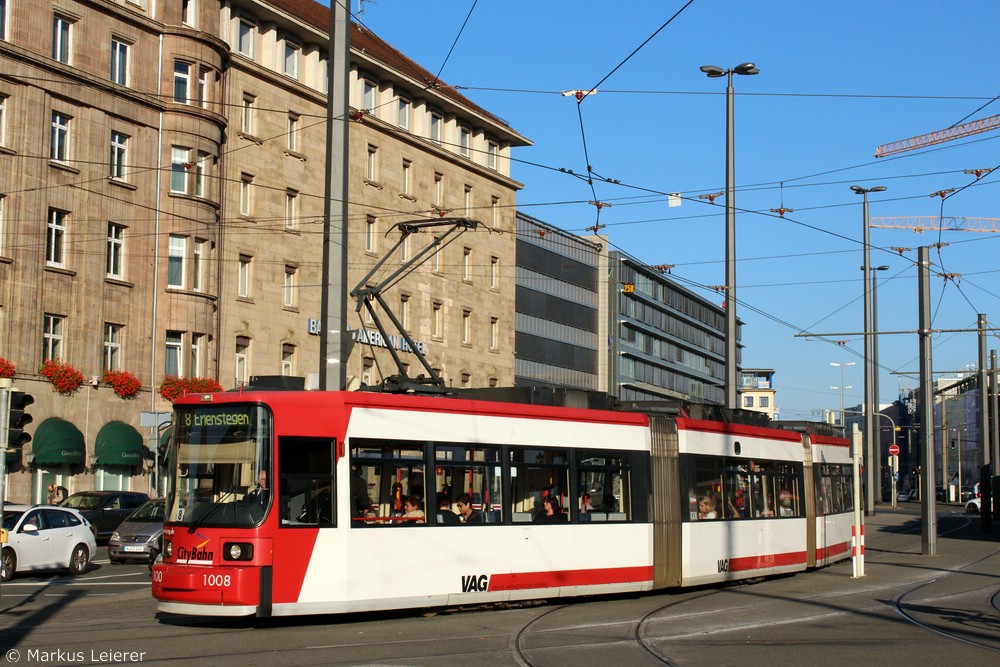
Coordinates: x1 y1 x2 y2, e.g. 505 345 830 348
978 315 992 532
917 247 937 555
862 192 875 516
991 349 999 477
872 269 882 504
0 377 10 602
320 0 351 391
724 70 737 411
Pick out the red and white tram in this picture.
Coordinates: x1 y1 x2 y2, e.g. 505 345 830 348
152 390 855 617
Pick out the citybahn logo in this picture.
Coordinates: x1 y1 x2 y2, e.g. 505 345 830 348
177 531 214 563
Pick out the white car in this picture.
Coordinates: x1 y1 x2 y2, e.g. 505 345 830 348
965 496 993 514
1 504 97 581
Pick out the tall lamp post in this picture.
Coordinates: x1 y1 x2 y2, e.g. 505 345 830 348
831 361 856 430
851 184 886 516
701 62 759 410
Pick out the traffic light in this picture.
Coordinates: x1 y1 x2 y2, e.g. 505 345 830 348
949 439 956 451
8 391 34 449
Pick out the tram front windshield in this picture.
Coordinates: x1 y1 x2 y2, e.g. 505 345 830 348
166 404 272 528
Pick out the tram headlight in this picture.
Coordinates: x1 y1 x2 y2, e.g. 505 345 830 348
223 542 254 561
164 540 172 558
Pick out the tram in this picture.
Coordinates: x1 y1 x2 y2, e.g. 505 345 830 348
152 389 855 617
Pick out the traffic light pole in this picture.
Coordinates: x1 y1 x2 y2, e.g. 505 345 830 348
1 377 10 600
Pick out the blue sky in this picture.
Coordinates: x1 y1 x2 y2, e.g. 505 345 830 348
341 0 1000 421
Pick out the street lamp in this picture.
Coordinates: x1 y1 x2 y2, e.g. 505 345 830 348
831 361 856 429
851 184 886 516
701 62 759 410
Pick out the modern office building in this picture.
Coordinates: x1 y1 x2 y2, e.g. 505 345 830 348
0 0 528 502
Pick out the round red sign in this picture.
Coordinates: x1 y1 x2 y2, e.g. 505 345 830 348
888 444 900 456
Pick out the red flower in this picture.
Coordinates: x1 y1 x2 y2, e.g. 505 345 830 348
160 376 223 403
103 369 142 399
39 359 84 395
0 357 14 379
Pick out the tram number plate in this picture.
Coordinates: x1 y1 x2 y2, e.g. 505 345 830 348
124 546 145 552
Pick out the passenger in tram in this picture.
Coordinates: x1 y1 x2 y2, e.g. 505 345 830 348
697 495 718 520
402 495 425 524
389 482 405 516
455 493 484 524
534 496 567 523
436 492 461 525
245 471 270 505
779 489 795 516
351 469 374 519
580 493 594 514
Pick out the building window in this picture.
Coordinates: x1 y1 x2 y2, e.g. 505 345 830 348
401 159 411 195
281 344 295 376
241 93 255 134
433 172 443 207
106 223 125 279
365 215 376 253
366 145 377 181
240 173 253 215
462 247 471 281
462 309 471 344
432 302 442 337
237 254 251 298
237 18 255 58
46 208 67 267
181 0 195 27
109 131 128 181
459 126 471 157
283 265 296 308
194 151 209 197
283 40 300 79
165 331 182 377
167 235 186 288
192 238 207 292
464 185 472 216
197 67 211 108
0 0 7 41
103 323 122 371
52 15 72 64
190 333 203 377
110 38 129 86
287 112 299 152
43 314 64 360
170 146 190 193
744 396 755 408
284 189 298 230
429 111 442 144
0 195 5 256
490 317 499 350
487 140 498 170
491 196 500 226
235 337 250 386
50 112 70 162
362 78 378 113
400 294 410 329
760 396 770 408
0 96 7 147
397 95 411 130
173 61 191 103
490 256 499 289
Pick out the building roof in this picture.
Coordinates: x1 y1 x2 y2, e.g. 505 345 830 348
261 0 526 140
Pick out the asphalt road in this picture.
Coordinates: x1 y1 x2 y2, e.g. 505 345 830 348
0 507 998 667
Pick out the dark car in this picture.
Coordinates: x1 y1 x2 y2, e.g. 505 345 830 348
59 491 150 540
108 499 164 565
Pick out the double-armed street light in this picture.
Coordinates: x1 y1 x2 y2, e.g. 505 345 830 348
851 184 887 516
700 62 759 409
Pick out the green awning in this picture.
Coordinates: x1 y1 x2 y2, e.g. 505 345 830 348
94 421 145 465
31 418 85 465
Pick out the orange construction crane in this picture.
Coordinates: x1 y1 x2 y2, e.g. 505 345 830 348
874 114 1000 157
869 216 1000 233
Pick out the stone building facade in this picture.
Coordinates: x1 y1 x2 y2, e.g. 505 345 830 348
0 0 528 503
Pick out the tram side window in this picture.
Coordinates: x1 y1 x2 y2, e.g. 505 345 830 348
577 451 630 522
278 437 335 526
775 463 803 517
684 456 724 520
816 464 853 516
351 440 425 526
510 447 569 523
434 444 502 524
748 462 778 518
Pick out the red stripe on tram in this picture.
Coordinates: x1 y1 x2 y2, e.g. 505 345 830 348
726 550 806 573
816 540 851 561
488 565 653 592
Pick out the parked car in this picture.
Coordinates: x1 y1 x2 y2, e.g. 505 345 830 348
1 504 97 581
59 491 150 540
966 496 995 514
897 489 911 502
108 498 164 565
